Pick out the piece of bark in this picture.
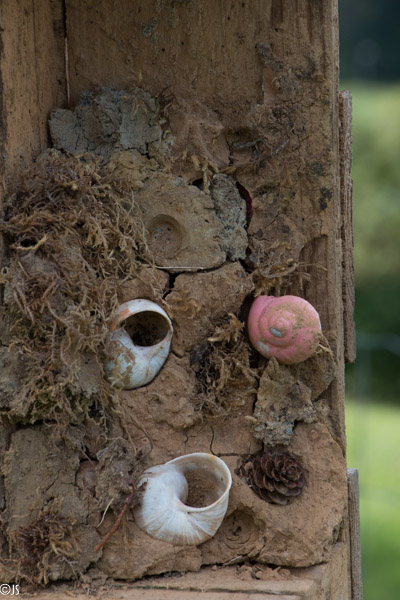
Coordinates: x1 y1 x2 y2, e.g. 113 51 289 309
339 91 356 364
347 469 363 600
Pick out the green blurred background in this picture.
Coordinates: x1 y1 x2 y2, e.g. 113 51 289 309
339 1 400 598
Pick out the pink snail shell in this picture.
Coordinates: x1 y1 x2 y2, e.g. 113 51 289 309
247 295 322 365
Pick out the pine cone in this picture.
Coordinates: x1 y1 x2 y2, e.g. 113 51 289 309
241 451 305 505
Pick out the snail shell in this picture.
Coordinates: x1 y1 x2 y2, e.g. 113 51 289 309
134 453 232 545
104 299 173 389
248 295 321 364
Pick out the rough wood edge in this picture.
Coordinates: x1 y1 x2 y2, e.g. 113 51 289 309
339 90 356 364
26 591 303 600
347 468 363 600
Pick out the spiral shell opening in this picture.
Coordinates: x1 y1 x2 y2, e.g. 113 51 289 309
104 299 173 389
123 310 170 346
170 454 231 511
134 453 232 545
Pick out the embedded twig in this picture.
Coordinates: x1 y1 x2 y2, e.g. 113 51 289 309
93 439 151 554
94 490 134 553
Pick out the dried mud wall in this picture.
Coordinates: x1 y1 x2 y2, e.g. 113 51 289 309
65 0 346 441
0 0 353 587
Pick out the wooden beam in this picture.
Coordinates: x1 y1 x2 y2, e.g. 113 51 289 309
339 91 356 364
0 0 66 177
347 469 363 600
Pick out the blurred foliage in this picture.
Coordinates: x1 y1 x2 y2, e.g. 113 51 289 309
347 399 400 600
351 84 400 284
344 83 400 402
339 0 400 80
339 5 400 600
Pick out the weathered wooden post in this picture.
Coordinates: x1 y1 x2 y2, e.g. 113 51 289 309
0 1 359 598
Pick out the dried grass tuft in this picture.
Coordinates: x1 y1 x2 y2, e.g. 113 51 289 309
192 314 258 417
11 504 79 585
249 239 316 297
249 240 301 296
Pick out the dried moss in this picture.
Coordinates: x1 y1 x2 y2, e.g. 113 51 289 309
0 150 153 423
247 238 310 297
192 314 258 417
11 504 79 585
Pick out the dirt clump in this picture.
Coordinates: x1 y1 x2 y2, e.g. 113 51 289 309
251 358 315 446
210 174 248 260
185 471 221 508
166 262 254 355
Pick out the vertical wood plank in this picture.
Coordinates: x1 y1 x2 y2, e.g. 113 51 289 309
339 91 356 364
347 469 363 600
0 0 66 177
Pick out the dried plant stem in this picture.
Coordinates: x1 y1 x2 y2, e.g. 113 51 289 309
94 490 134 553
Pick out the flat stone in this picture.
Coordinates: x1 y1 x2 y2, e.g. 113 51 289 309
135 173 226 271
49 88 164 158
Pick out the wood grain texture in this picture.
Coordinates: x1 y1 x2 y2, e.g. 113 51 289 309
339 90 356 364
0 0 66 176
347 469 363 600
24 591 303 600
20 544 349 599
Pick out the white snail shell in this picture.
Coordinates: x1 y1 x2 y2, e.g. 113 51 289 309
104 299 173 390
134 453 232 545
